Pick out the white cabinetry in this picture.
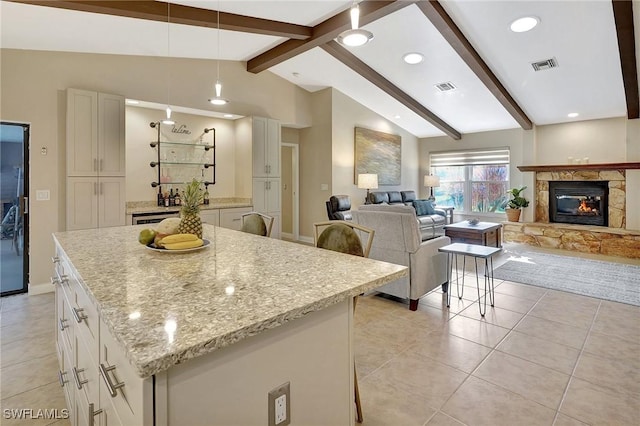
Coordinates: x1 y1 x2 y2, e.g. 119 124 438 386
66 88 125 231
220 207 253 231
251 117 280 177
200 209 220 226
53 250 152 426
251 117 281 238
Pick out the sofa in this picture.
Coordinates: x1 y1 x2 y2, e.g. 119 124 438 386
325 195 353 220
352 205 451 310
367 190 446 240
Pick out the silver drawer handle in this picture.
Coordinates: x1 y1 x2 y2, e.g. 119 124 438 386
89 403 103 426
72 366 87 390
232 218 240 221
99 363 125 397
72 307 87 323
52 256 60 264
56 270 69 285
50 276 59 286
59 317 69 331
58 370 68 387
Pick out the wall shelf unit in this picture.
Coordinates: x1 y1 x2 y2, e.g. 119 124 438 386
149 121 216 191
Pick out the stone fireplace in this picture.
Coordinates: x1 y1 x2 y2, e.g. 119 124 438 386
503 163 640 259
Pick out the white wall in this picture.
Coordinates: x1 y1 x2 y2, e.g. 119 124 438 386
331 89 419 209
535 117 628 164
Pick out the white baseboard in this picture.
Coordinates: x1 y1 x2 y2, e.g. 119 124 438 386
299 235 314 245
29 282 54 295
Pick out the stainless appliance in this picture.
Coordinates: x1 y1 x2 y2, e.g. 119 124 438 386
132 211 180 225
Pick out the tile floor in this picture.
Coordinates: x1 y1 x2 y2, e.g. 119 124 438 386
1 243 638 425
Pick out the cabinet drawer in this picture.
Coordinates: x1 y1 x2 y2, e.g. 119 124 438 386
60 341 75 425
70 277 99 359
99 319 150 426
220 207 252 231
74 334 100 407
56 288 75 353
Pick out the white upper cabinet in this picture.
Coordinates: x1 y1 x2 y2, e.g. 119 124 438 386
67 89 125 177
251 117 281 178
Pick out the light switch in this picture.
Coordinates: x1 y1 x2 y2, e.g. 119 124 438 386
36 190 50 201
320 184 329 191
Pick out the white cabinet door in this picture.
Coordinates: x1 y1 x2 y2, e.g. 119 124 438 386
252 178 280 213
220 207 253 231
251 117 268 177
266 119 281 177
266 178 281 213
98 177 126 228
200 209 220 226
98 93 126 177
67 178 99 231
67 89 98 177
252 117 280 177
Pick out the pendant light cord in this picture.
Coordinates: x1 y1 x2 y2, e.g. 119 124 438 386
167 1 171 110
217 2 221 83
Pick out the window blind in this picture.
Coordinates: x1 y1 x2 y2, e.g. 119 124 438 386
430 148 510 167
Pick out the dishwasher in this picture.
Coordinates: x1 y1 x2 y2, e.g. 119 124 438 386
131 211 180 225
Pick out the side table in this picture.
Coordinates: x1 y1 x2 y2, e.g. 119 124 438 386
444 221 502 247
438 242 501 316
436 206 455 224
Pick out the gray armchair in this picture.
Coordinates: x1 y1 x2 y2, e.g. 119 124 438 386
352 205 450 310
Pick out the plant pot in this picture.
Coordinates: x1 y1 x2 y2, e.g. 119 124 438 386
505 208 521 222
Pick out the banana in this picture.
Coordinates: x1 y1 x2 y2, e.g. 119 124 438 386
160 233 199 244
163 239 204 250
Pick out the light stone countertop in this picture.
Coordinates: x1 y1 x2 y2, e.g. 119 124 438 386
53 224 407 378
126 198 252 215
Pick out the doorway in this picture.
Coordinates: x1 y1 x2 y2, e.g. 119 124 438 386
1 122 29 296
281 143 299 241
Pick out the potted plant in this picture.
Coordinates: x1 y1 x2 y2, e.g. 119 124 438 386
505 186 529 222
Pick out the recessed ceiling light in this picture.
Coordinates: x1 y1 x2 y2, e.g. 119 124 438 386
568 112 579 118
394 115 401 119
125 99 140 105
403 52 423 65
510 16 539 33
224 114 234 118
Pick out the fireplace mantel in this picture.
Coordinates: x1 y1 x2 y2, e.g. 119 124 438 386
518 162 640 172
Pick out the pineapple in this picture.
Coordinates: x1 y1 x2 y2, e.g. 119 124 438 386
177 179 204 238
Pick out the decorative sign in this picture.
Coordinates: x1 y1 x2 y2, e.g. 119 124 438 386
354 127 401 185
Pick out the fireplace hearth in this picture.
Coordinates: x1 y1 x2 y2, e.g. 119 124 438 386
549 181 608 226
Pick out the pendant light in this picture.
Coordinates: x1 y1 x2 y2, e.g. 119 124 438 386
209 3 228 105
337 1 373 47
162 1 175 125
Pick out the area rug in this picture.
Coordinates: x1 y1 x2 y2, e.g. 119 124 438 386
492 252 640 306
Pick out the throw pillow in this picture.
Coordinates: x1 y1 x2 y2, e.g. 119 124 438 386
412 199 435 216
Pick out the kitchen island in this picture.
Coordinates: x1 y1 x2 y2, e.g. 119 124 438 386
52 224 407 425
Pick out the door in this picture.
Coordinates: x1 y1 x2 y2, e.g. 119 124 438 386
1 122 29 296
281 143 299 241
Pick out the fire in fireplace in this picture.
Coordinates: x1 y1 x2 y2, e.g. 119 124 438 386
549 181 609 226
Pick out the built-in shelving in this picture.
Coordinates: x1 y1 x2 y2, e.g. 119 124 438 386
149 121 216 190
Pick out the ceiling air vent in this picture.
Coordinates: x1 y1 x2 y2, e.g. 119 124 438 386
435 82 456 92
531 57 558 71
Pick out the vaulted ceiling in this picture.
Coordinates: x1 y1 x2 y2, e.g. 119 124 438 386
1 0 638 138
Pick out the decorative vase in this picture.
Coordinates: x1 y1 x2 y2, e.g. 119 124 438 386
506 208 521 222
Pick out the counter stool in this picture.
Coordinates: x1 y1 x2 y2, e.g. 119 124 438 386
240 212 274 237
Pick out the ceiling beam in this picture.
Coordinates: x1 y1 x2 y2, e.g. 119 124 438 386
416 0 533 130
5 0 313 40
612 0 639 119
247 0 417 73
322 41 461 140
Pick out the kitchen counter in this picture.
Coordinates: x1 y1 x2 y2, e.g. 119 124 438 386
126 198 252 215
53 224 407 378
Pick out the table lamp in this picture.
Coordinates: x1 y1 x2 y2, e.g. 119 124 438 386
424 174 440 202
358 173 378 204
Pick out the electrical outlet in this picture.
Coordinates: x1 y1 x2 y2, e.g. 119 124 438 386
268 382 290 426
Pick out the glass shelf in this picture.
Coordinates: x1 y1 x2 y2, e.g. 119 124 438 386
150 161 214 168
152 181 213 188
150 141 212 150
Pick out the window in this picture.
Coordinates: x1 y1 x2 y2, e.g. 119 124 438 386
430 149 510 214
